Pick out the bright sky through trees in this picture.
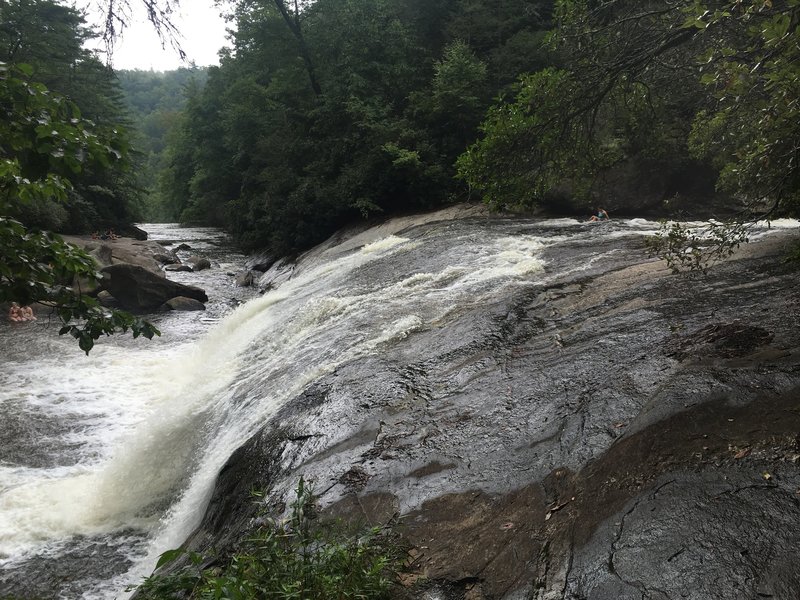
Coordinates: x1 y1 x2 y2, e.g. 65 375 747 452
74 0 229 70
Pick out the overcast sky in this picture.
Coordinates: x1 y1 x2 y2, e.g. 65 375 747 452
74 0 231 71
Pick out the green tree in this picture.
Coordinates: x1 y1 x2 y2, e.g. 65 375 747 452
1 63 159 352
1 0 144 232
458 0 799 216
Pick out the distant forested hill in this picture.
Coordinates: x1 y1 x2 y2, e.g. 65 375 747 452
116 68 208 221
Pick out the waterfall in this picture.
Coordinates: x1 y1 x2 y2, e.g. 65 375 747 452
2 214 793 598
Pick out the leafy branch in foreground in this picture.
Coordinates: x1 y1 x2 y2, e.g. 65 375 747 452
135 478 403 600
1 62 158 353
645 220 750 274
0 217 159 354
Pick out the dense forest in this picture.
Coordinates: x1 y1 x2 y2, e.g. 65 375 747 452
0 0 141 233
116 67 208 221
153 0 798 255
159 0 557 253
1 0 798 345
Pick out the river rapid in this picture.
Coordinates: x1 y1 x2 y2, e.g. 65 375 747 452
0 214 796 599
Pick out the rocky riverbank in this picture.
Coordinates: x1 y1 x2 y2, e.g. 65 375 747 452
62 234 209 312
168 213 800 600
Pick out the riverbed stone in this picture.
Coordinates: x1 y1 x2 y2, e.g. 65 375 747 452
96 290 119 308
164 263 193 272
153 252 179 265
161 296 206 311
234 270 260 287
187 256 211 271
99 263 208 311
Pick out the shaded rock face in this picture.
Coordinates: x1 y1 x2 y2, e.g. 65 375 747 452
175 218 800 600
245 251 276 273
100 264 208 311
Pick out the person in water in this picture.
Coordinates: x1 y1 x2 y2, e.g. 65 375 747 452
589 207 610 222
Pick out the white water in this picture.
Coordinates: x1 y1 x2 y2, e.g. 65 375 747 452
0 216 794 598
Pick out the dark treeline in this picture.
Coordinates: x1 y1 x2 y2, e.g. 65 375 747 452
159 0 555 254
0 0 142 233
157 0 799 257
3 0 797 258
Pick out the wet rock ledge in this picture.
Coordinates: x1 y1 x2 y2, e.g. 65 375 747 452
183 222 800 600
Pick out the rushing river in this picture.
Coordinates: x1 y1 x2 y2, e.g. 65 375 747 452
0 216 796 598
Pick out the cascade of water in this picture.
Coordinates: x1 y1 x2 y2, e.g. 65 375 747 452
2 216 791 598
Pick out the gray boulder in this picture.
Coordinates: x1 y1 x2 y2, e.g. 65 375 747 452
96 290 119 308
164 264 193 272
187 256 212 271
99 263 208 311
161 296 206 311
153 252 179 265
87 244 113 267
234 270 260 287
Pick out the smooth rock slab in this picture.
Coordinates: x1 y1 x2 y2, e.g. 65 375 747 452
566 472 800 600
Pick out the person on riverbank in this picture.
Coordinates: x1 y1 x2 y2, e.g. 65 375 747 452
8 302 23 322
589 207 609 222
8 303 36 322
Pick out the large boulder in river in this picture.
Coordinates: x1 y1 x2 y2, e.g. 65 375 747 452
99 264 208 311
234 270 260 287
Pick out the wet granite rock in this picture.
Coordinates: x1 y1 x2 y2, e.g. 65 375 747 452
168 222 800 600
99 263 208 311
161 296 206 311
187 256 211 271
234 270 258 287
164 263 193 272
153 252 179 265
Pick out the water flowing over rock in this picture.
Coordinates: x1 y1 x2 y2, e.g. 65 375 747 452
99 263 208 311
2 213 798 600
177 215 800 600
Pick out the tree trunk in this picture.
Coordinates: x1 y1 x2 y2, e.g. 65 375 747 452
273 0 322 97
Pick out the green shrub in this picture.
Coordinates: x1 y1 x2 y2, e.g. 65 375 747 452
135 478 402 600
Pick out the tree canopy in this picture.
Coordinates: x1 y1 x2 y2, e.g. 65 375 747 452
155 0 555 255
1 0 159 353
457 0 800 216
